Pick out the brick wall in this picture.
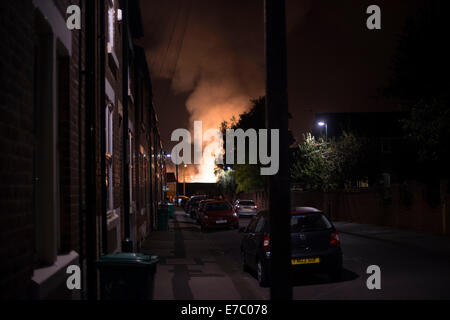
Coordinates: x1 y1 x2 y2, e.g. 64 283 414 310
0 0 165 299
0 0 38 299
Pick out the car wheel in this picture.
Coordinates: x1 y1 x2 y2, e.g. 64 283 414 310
257 259 269 287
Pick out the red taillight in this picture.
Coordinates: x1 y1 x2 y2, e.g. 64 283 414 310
330 232 340 246
254 205 258 209
263 235 270 251
236 205 241 210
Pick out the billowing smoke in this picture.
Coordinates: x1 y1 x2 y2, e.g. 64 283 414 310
139 0 309 182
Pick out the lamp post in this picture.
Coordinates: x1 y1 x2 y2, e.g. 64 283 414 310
183 164 187 196
318 121 328 141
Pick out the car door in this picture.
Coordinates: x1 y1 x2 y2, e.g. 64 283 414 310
253 216 266 262
244 215 261 269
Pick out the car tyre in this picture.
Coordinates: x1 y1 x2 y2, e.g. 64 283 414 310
241 250 249 272
257 259 269 287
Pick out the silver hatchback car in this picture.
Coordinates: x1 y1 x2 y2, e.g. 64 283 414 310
234 199 258 217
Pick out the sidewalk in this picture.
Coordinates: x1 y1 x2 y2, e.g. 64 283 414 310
334 221 450 258
139 207 267 300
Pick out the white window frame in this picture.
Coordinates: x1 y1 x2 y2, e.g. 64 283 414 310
107 0 120 69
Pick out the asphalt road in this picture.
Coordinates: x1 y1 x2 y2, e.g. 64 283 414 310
145 209 450 300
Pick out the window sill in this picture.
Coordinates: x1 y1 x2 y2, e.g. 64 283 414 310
31 251 79 300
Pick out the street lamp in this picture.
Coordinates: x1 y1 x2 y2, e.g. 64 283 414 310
183 164 187 196
317 121 328 141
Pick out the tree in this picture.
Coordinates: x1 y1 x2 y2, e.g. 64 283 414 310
401 98 450 178
290 134 338 191
386 1 450 179
217 96 294 195
216 168 236 201
290 132 372 191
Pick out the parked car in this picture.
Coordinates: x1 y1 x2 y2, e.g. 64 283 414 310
196 199 215 223
234 199 258 217
240 207 343 287
198 200 239 231
187 195 208 219
174 195 189 207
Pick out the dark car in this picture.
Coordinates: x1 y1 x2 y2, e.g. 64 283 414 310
186 195 208 219
240 207 343 287
196 199 215 223
198 200 239 231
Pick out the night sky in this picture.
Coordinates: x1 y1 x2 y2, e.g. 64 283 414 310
137 0 424 181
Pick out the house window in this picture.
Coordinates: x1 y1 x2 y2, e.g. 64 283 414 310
107 0 115 54
106 104 114 212
107 0 119 77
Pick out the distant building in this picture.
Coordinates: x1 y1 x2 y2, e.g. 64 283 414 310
179 183 221 198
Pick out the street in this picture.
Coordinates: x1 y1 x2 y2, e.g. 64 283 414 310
141 208 450 300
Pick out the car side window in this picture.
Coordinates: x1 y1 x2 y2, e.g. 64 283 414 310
255 216 265 233
246 216 259 233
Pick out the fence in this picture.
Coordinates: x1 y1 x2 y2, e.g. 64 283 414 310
241 182 450 235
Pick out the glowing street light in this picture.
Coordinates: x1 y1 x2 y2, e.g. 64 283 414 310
317 121 328 141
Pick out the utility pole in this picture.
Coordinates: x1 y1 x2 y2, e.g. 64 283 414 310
176 154 179 205
183 164 186 195
264 0 292 300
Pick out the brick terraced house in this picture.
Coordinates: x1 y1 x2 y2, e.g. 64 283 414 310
0 0 167 299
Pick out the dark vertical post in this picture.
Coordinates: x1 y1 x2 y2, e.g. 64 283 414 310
78 0 86 299
176 157 179 205
264 0 292 300
99 0 108 255
85 0 98 300
122 0 132 252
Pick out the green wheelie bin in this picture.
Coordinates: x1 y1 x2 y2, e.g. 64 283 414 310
97 252 158 300
157 203 169 230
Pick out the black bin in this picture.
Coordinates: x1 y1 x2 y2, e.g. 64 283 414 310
97 252 158 300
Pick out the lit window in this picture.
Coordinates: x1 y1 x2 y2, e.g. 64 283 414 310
107 1 115 54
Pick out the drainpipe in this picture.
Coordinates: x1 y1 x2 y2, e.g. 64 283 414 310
85 0 98 300
121 0 132 252
78 0 85 300
99 0 108 255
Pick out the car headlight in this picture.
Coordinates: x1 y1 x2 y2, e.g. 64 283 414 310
232 212 238 217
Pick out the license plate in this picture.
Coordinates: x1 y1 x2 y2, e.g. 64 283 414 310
291 257 320 265
216 220 227 224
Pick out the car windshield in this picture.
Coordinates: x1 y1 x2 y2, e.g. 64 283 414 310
291 213 332 232
206 202 232 211
239 201 254 206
